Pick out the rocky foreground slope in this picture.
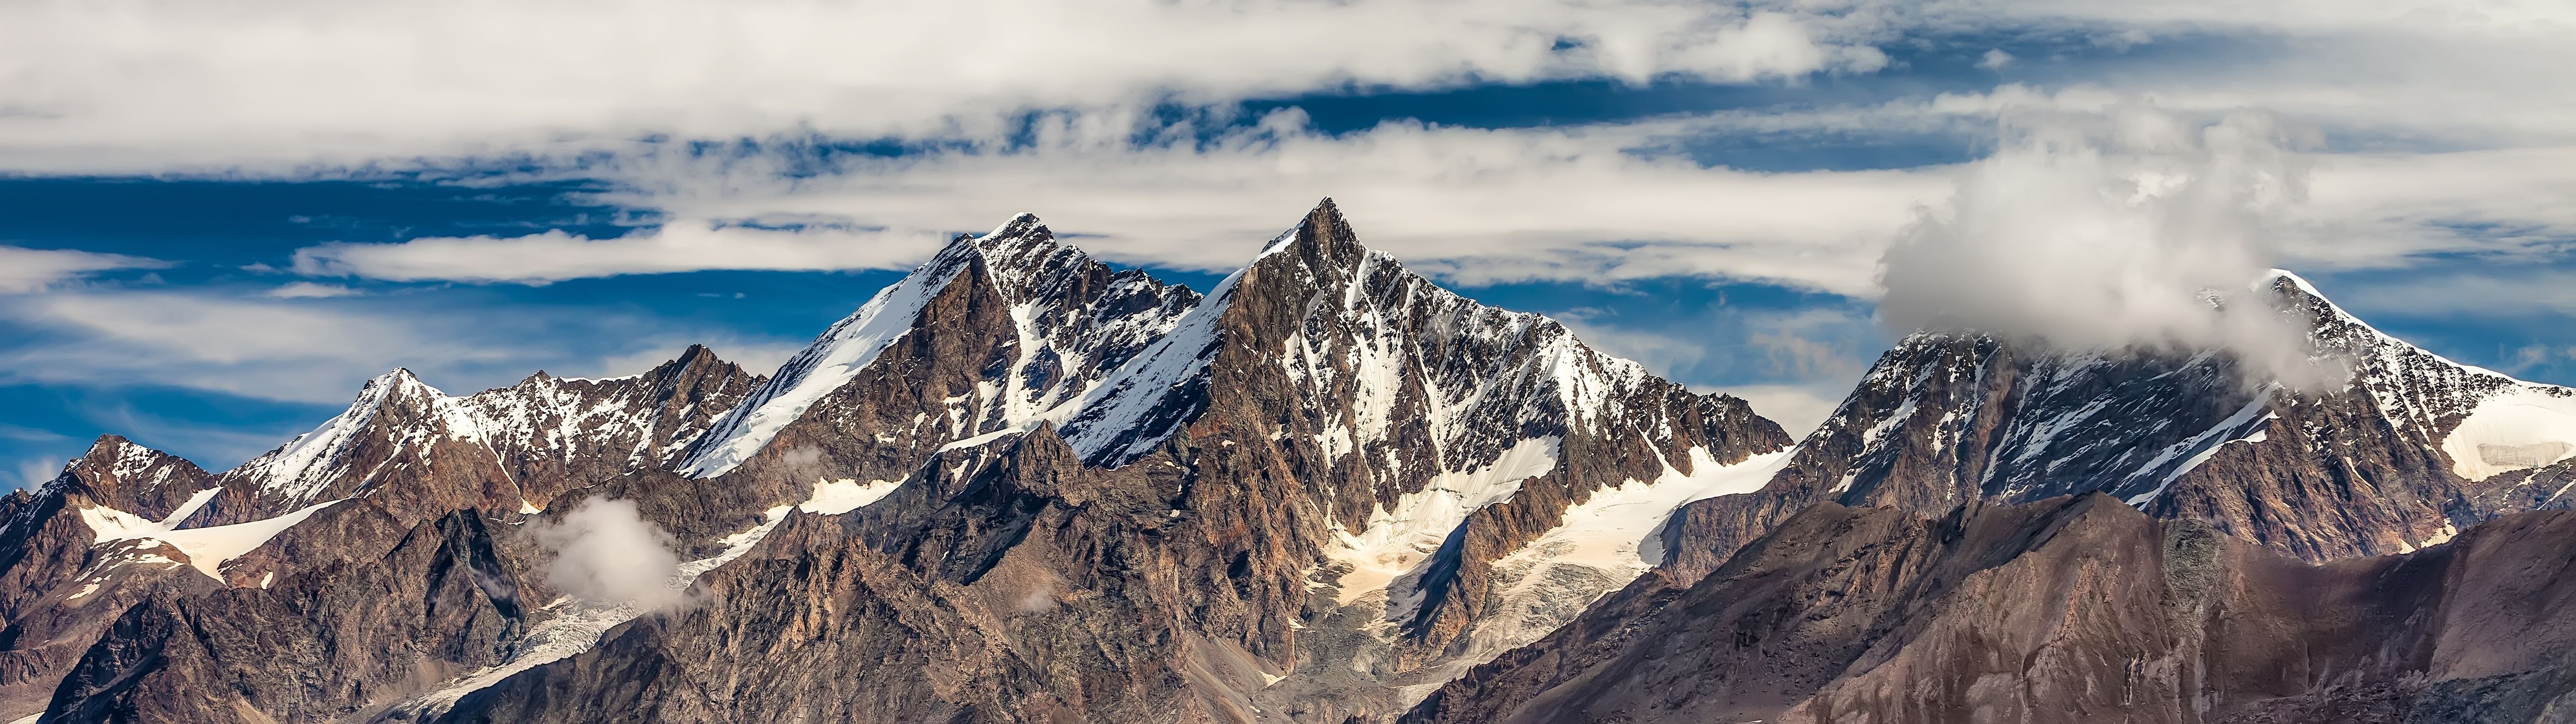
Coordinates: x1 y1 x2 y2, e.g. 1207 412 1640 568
1405 494 2576 724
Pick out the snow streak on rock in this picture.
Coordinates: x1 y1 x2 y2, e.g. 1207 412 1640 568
683 213 1199 477
237 349 758 510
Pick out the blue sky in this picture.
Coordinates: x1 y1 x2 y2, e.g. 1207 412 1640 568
5 1 2574 486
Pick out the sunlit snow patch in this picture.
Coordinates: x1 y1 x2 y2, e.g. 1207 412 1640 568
77 488 342 580
1391 447 1792 701
2441 386 2576 482
1324 437 1560 610
677 254 967 477
797 478 903 515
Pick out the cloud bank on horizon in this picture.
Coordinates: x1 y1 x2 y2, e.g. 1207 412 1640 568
2 0 2572 477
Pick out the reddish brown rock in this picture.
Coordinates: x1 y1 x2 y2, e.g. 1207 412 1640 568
1407 495 2576 724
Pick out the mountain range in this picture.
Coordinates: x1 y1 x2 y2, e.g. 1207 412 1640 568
4 200 2572 723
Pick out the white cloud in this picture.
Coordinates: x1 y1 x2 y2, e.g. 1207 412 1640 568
264 91 2570 295
292 221 939 285
1977 48 2015 69
2289 147 2576 270
0 246 169 294
0 0 1880 173
0 291 519 403
0 288 805 404
264 282 362 298
1877 106 2349 390
12 457 65 491
493 115 1950 294
2500 344 2576 376
529 497 687 610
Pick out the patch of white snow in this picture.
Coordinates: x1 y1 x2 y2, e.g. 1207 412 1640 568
797 478 903 515
2440 386 2576 481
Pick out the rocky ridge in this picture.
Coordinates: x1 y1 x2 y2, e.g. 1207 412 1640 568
1659 271 2576 582
0 347 760 721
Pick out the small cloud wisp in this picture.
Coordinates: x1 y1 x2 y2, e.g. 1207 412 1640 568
529 497 689 611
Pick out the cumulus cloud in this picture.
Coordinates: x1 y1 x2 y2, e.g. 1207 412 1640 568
529 497 688 610
0 0 1880 173
1876 105 2348 389
0 246 169 294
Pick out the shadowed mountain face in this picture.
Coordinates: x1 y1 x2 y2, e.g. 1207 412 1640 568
1403 495 2576 724
5 200 2572 723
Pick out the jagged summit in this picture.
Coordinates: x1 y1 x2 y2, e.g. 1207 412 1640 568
1054 201 1790 688
677 212 1202 479
1255 195 1364 264
1659 266 2576 581
218 348 761 515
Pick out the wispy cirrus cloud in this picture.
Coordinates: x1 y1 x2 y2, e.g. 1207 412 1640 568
292 114 1947 294
274 107 2576 300
264 282 363 299
291 221 939 285
0 288 802 404
0 246 170 294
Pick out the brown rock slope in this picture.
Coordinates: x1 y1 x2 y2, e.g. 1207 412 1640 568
0 346 758 721
1405 494 2576 724
1662 272 2576 584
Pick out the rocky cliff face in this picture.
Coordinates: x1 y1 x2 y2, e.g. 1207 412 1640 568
1054 200 1792 685
1406 494 2576 724
1660 272 2576 583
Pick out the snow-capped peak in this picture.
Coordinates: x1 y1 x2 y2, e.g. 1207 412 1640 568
1800 267 2576 517
2265 269 2576 483
677 214 1200 478
230 368 455 505
227 348 759 510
